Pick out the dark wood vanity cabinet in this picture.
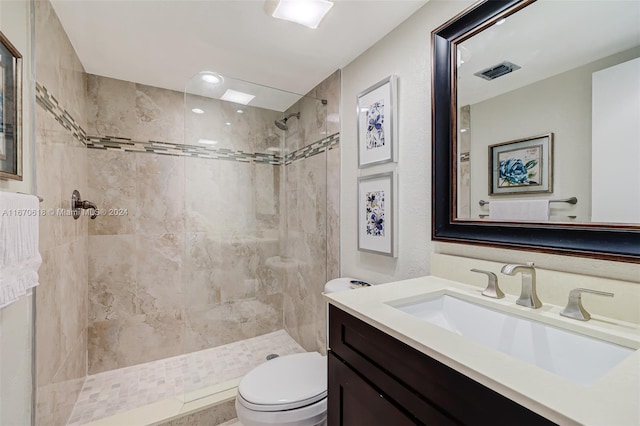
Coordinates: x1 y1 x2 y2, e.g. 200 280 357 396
327 305 556 426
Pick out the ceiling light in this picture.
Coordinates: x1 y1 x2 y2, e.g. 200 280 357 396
236 109 244 114
201 73 223 84
198 139 218 145
191 108 205 114
496 18 506 26
267 0 334 29
221 89 255 105
225 122 232 126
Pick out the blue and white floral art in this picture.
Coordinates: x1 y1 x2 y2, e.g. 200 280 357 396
365 190 385 236
366 100 385 150
499 158 538 186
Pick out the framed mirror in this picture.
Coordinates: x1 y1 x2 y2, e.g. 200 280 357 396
432 0 640 262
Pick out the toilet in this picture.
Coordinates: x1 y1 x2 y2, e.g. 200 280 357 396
235 352 328 426
235 278 361 426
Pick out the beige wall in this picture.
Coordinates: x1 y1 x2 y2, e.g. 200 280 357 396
34 1 89 424
340 0 640 285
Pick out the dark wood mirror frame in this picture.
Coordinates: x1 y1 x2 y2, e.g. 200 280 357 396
431 0 640 263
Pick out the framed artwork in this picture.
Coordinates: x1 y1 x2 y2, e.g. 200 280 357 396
0 31 22 180
358 172 396 257
489 133 553 195
357 75 397 168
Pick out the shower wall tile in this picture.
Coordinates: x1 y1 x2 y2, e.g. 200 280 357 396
88 149 136 236
35 0 87 129
89 311 185 374
85 70 340 374
135 153 186 235
136 233 185 315
185 94 281 152
35 1 89 424
87 74 184 144
88 235 137 323
281 70 340 353
327 145 340 280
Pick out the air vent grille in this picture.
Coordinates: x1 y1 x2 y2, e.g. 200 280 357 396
474 61 521 81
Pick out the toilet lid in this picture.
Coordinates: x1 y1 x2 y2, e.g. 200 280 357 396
238 352 327 411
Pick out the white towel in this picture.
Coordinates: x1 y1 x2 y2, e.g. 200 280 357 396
489 199 550 221
0 191 42 309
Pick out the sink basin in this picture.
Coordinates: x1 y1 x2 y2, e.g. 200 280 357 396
390 294 635 385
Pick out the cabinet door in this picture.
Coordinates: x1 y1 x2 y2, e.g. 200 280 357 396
328 352 417 426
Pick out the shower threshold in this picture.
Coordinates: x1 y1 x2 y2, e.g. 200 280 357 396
67 330 305 425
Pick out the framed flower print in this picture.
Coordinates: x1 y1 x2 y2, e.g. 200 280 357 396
357 75 397 168
489 133 553 195
358 172 396 257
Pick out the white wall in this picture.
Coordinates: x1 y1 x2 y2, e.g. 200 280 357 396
340 0 640 284
0 1 35 424
592 57 640 223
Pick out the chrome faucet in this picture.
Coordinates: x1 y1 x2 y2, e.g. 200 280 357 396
501 262 542 308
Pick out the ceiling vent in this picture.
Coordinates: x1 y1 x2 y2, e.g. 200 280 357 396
474 61 521 81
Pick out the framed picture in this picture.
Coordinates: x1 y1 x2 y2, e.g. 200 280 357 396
489 133 553 195
358 172 396 257
0 31 22 180
357 75 397 168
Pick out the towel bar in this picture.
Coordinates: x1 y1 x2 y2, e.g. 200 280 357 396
479 214 577 219
479 197 577 207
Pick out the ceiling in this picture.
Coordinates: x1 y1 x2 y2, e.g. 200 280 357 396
457 0 640 106
50 0 429 100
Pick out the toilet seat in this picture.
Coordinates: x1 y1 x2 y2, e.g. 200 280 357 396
237 352 327 412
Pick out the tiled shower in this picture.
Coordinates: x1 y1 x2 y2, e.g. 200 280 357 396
33 1 340 423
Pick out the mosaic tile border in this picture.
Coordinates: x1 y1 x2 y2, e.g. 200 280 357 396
285 133 340 165
35 82 87 145
36 81 339 166
86 136 282 165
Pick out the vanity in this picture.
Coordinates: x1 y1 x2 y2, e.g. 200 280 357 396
324 276 639 425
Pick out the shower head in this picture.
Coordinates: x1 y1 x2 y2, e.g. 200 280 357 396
275 112 300 131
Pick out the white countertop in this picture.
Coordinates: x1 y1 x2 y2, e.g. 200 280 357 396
324 276 640 426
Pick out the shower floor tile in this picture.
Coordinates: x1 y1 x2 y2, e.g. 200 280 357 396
67 330 305 425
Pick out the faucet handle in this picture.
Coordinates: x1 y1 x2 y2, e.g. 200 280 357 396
471 269 505 299
560 288 614 321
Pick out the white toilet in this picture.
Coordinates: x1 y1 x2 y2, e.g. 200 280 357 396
235 352 328 426
235 278 362 426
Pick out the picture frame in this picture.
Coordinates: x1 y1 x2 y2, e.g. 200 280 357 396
357 172 396 257
0 31 22 181
489 133 553 195
357 75 397 168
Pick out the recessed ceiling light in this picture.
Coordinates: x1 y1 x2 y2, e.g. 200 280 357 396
191 108 205 114
198 139 218 145
221 89 255 105
460 128 468 133
225 122 232 126
200 71 224 84
201 73 223 84
268 0 334 29
496 18 506 26
236 109 244 114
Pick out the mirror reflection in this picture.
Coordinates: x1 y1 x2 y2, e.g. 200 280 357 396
455 0 640 224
